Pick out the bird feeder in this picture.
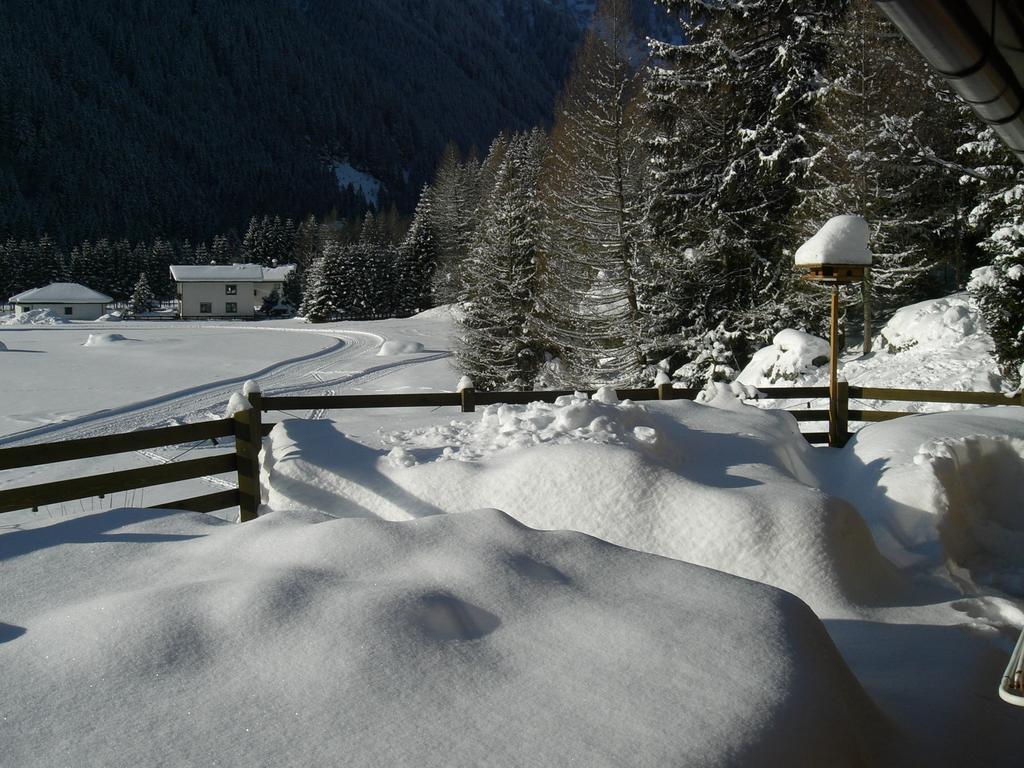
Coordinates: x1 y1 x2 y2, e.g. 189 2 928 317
794 215 873 447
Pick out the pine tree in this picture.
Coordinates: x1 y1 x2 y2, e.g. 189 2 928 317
430 141 487 304
394 186 439 316
646 0 846 369
964 129 1024 387
793 0 976 349
128 272 155 316
299 246 344 323
540 0 651 387
457 132 546 390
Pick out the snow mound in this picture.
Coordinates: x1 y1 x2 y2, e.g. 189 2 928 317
381 390 664 464
738 329 829 386
95 311 123 322
265 400 902 612
2 308 68 325
878 294 985 353
82 333 129 347
0 340 6 351
0 507 893 767
377 339 425 355
795 215 872 266
833 408 1024 590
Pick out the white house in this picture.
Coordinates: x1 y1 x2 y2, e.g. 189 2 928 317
8 283 113 320
169 263 295 319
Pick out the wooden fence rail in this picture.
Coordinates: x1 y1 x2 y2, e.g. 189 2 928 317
0 417 245 516
1 383 1021 519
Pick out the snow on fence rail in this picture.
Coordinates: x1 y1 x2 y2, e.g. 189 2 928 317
1 385 1021 520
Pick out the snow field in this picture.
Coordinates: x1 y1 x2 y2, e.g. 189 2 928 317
0 508 894 767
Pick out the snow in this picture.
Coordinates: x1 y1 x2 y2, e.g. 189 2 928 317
223 392 251 418
377 339 425 355
878 293 985 352
0 508 892 767
8 282 112 304
332 160 382 206
739 294 1002 401
82 332 131 347
1 308 68 325
3 294 1024 765
794 214 873 266
0 340 6 351
738 328 829 385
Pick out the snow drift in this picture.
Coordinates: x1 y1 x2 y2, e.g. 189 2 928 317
264 391 903 612
0 508 893 767
82 332 131 347
1 308 68 325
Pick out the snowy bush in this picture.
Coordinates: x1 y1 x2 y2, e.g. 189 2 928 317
737 329 829 386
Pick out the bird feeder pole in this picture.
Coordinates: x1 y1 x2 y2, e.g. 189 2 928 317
794 215 873 448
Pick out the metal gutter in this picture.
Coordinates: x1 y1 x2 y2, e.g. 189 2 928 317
875 0 1024 162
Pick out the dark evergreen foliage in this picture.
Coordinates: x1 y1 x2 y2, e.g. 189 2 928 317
0 0 583 246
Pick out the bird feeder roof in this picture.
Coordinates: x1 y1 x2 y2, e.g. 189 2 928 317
794 215 873 267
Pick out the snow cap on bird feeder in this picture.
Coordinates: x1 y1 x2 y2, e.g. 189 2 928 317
794 215 872 284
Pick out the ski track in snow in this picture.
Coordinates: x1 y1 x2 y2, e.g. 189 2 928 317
0 325 449 446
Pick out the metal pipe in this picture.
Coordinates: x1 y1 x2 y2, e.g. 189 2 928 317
875 0 1024 162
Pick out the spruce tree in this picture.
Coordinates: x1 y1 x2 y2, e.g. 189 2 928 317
457 132 546 390
128 272 154 316
394 186 439 316
964 129 1024 387
793 0 976 349
646 0 846 371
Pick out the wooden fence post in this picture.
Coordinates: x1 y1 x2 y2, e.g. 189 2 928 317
835 379 849 448
658 382 674 400
829 380 849 448
460 387 475 413
233 398 263 522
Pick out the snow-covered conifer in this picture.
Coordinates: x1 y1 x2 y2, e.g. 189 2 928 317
128 272 155 316
457 131 546 390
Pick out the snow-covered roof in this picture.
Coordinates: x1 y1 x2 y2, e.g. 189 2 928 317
794 215 873 267
9 282 112 304
262 264 296 282
169 263 295 282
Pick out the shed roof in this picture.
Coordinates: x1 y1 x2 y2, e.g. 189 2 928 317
169 263 296 282
9 283 113 304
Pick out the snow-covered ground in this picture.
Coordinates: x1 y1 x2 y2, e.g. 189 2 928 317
2 297 1023 766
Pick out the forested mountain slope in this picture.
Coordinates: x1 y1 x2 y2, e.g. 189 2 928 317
0 0 582 246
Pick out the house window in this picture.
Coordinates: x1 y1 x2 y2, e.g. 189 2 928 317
64 306 73 315
200 302 212 314
225 302 238 314
225 284 237 295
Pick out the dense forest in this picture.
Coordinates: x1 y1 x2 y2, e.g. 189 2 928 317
3 0 1023 388
0 0 588 245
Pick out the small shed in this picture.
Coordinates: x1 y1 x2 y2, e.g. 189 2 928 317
8 283 113 321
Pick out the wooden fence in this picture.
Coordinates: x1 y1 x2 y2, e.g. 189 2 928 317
1 384 1021 522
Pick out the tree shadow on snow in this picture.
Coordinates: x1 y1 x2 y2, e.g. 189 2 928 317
0 506 207 562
